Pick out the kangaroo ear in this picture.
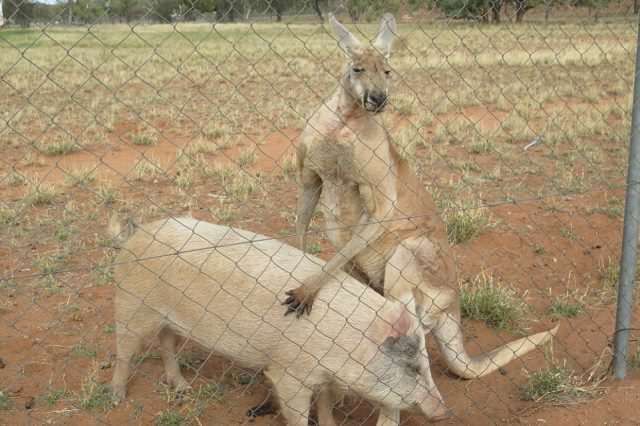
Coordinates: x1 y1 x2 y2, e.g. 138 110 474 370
373 13 396 58
328 13 362 57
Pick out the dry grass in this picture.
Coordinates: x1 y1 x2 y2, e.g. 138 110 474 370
460 271 527 331
433 183 495 244
24 180 59 206
0 20 634 424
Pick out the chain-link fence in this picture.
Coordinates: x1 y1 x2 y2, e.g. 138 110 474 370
2 1 640 424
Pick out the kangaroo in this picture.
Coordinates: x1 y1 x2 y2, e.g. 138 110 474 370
108 217 451 426
286 13 558 380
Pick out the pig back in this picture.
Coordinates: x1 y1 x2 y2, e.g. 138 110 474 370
114 218 392 379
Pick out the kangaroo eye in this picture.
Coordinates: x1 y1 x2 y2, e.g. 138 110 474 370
384 70 391 76
352 67 364 73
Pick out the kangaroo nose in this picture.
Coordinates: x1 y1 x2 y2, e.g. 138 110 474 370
369 92 387 107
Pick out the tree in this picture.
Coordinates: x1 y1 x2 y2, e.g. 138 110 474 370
110 0 145 22
543 0 555 22
0 0 5 27
571 0 612 21
512 0 534 22
71 0 107 23
4 0 34 26
345 0 401 22
313 0 322 21
215 0 235 21
490 0 503 22
434 0 492 21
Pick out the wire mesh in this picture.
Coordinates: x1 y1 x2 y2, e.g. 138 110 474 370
1 1 639 425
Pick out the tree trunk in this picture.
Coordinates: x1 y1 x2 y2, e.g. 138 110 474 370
313 0 323 21
544 0 552 22
0 0 5 27
514 0 527 23
491 0 502 23
635 0 639 15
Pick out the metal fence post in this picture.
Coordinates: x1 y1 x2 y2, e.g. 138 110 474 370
613 15 640 380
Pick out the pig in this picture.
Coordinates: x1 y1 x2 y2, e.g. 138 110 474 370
108 217 450 425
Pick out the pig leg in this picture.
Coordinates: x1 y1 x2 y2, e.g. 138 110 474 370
264 368 313 426
158 327 191 393
111 325 143 403
315 386 337 426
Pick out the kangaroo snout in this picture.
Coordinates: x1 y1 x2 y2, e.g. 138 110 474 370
364 90 388 112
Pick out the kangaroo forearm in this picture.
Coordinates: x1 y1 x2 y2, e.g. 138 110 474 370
296 183 321 250
323 221 384 276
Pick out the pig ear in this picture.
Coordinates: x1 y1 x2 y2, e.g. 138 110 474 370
389 306 412 338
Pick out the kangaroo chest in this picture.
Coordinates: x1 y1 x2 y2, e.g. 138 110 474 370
306 141 363 246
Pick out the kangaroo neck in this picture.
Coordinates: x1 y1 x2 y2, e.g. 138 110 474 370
335 74 369 121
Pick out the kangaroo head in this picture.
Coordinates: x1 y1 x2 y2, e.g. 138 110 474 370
329 13 396 113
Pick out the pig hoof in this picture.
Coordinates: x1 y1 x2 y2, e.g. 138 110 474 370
173 380 191 394
109 385 126 406
246 400 276 418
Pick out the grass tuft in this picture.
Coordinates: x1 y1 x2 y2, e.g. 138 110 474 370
40 138 79 156
132 159 161 181
521 367 574 401
155 410 186 426
78 367 113 411
548 298 583 318
0 205 20 225
64 167 96 187
237 148 257 168
0 391 10 410
132 132 157 146
521 364 603 403
435 188 493 244
44 388 68 406
599 257 619 289
72 343 98 358
279 153 297 179
4 170 25 187
460 271 526 331
24 181 59 206
96 184 118 206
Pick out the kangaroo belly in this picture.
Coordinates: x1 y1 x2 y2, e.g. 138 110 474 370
320 179 362 248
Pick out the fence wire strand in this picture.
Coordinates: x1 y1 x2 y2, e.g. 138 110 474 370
1 3 639 425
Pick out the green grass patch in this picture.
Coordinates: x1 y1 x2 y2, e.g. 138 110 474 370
132 132 157 146
72 343 98 358
78 374 113 411
434 187 493 245
0 391 10 410
24 182 59 206
460 272 525 331
44 388 68 406
40 139 79 156
521 365 600 403
307 242 322 255
548 298 583 318
155 410 186 426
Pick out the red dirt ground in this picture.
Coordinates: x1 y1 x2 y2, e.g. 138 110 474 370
2 104 640 425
